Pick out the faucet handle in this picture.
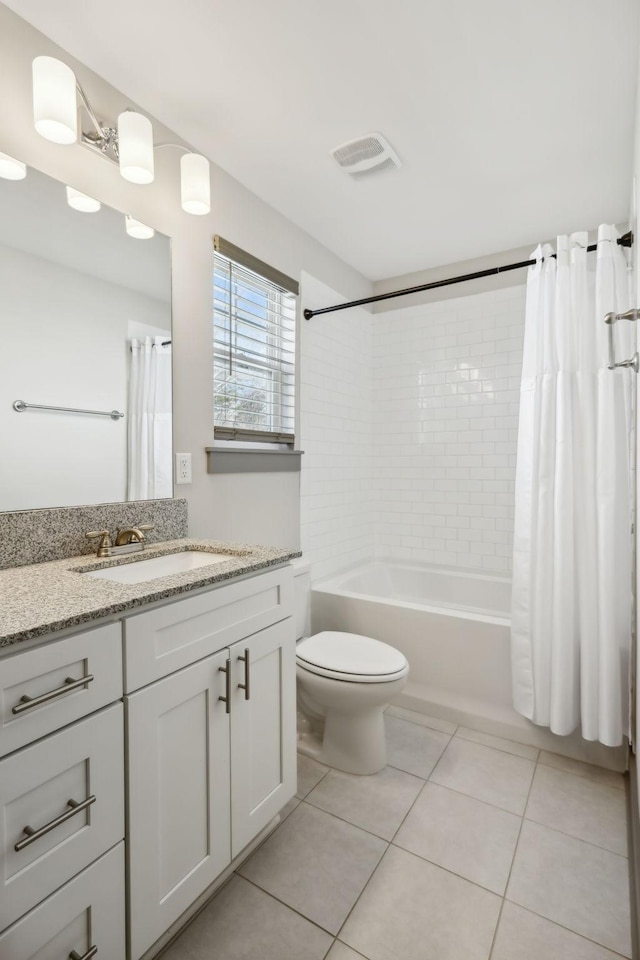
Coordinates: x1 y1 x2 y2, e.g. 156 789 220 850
85 530 112 557
138 524 154 534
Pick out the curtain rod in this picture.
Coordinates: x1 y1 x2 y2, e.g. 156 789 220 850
303 231 634 320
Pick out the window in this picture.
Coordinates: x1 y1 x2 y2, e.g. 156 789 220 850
213 237 298 445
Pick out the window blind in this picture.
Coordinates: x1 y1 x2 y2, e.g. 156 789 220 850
213 250 297 443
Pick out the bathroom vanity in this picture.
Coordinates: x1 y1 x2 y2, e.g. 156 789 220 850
0 541 299 960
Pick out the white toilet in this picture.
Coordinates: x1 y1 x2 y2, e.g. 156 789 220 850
294 563 409 775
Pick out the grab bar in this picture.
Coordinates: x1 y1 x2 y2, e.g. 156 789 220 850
13 400 124 420
604 309 639 372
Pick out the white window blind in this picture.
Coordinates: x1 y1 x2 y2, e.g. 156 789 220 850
213 247 297 444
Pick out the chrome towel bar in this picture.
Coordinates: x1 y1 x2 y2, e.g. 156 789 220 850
13 400 124 419
604 309 639 373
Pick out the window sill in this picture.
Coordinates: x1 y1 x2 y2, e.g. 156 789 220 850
205 447 303 474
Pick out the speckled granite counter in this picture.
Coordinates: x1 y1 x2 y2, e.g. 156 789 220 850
0 539 301 647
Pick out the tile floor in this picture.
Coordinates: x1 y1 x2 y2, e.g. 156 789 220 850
160 707 631 960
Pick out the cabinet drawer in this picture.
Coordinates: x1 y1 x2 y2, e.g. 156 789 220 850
0 622 122 759
0 842 125 958
124 565 294 690
0 703 124 931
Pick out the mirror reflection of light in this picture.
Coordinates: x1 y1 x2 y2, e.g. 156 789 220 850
0 152 27 180
66 185 101 213
125 215 155 240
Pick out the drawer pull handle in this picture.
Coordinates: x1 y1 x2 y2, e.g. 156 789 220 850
238 648 251 700
69 947 98 960
15 795 96 851
218 660 231 714
12 674 95 715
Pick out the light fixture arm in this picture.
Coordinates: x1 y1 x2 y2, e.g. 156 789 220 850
77 83 120 161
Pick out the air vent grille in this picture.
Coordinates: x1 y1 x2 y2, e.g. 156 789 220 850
330 132 401 177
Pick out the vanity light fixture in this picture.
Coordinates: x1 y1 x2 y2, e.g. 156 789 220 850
31 55 211 215
0 151 27 180
125 215 154 240
66 185 101 212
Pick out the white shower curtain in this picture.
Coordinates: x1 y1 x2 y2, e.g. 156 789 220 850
128 337 172 501
511 226 635 746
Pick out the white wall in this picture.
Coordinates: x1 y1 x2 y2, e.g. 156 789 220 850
299 274 374 578
372 286 525 573
0 242 169 509
0 4 371 545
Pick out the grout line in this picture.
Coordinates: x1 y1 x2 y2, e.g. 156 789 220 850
535 754 626 792
239 872 349 938
487 749 537 960
495 902 632 960
301 788 425 844
520 814 630 861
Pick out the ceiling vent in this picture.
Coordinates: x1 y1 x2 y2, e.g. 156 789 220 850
330 132 401 178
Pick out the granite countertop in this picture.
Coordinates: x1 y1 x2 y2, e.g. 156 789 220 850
0 539 302 647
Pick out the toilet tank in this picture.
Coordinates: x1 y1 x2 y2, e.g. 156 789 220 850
292 560 311 640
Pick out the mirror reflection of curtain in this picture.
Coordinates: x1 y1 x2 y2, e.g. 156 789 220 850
127 337 172 500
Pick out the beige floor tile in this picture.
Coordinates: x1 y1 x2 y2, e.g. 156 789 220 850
279 796 301 822
394 781 521 894
384 715 451 778
526 764 628 855
326 943 370 960
239 802 386 935
455 726 539 761
506 820 631 957
160 875 332 960
385 704 457 735
538 751 625 791
306 765 424 840
430 736 535 814
340 845 501 960
492 902 627 960
296 753 330 798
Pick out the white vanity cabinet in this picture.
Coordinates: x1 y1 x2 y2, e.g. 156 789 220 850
125 566 296 960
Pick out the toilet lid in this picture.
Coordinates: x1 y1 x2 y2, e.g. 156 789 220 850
296 631 408 682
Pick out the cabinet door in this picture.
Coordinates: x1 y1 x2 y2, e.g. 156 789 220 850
0 843 125 960
0 704 124 931
230 618 296 856
127 649 232 960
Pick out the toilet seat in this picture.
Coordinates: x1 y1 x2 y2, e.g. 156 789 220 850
296 631 408 683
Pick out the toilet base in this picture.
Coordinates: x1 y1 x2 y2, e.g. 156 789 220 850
297 706 387 775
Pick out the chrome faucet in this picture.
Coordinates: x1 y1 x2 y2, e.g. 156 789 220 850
86 523 154 558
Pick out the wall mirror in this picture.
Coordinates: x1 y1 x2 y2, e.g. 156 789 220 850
0 163 172 512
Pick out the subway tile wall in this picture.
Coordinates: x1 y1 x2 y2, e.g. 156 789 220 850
299 274 375 579
372 285 526 573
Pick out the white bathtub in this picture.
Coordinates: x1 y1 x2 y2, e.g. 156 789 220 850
309 560 626 768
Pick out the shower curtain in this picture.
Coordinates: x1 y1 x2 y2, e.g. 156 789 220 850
511 226 635 746
127 336 172 501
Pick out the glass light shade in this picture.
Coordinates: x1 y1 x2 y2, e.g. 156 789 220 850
118 111 154 184
33 56 78 145
125 215 154 239
66 186 101 213
0 152 26 180
181 153 210 215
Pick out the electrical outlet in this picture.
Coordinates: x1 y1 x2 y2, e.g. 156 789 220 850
175 452 192 485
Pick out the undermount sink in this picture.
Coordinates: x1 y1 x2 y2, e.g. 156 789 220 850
85 551 234 584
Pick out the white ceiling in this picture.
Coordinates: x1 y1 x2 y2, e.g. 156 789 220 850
6 0 639 280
